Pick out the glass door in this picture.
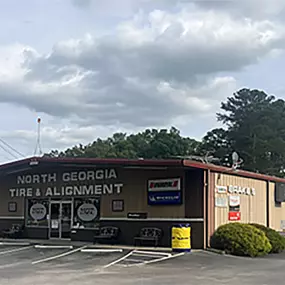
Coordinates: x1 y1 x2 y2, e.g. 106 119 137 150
49 201 73 239
50 202 60 238
61 202 72 239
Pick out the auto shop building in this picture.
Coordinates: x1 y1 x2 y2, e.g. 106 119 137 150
0 156 284 249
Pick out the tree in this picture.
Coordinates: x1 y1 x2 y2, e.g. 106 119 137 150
198 128 232 166
45 127 201 160
203 88 285 176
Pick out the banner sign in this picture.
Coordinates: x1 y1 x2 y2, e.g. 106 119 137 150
148 178 181 192
148 191 182 205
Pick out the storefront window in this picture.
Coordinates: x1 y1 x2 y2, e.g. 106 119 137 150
26 199 49 227
73 198 100 229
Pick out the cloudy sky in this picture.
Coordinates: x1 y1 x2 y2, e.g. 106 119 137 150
0 0 285 163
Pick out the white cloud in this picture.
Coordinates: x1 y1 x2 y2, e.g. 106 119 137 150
0 1 284 160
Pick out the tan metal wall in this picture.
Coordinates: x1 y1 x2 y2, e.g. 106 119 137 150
214 173 267 229
269 182 285 231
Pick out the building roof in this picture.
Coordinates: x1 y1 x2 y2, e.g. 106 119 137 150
1 156 285 183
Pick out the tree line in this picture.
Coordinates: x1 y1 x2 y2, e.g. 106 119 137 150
46 88 285 177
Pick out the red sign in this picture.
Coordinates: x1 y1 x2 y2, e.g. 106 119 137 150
228 211 241 221
148 178 181 192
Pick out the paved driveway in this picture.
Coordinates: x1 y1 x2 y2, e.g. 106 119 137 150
0 243 284 285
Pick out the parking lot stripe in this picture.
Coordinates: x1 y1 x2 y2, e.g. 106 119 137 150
103 250 134 268
0 245 33 255
143 252 185 265
34 245 73 249
122 258 145 263
133 250 171 257
81 248 123 253
0 242 31 246
32 245 87 265
132 252 165 257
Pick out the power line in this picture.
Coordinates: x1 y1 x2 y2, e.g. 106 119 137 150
0 138 25 157
0 143 18 160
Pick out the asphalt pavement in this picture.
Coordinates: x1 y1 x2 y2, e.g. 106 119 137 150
0 243 284 285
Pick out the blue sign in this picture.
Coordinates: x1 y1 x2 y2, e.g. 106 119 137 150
148 191 182 205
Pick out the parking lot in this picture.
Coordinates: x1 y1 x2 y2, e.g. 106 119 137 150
0 242 284 285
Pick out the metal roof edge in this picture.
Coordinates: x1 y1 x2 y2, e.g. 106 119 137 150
0 156 184 171
182 159 285 183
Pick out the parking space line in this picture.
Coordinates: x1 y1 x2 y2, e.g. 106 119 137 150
132 252 165 258
143 252 185 265
81 248 123 253
133 250 171 257
34 245 73 249
103 250 134 268
122 258 145 263
0 245 33 255
32 245 87 265
0 242 31 246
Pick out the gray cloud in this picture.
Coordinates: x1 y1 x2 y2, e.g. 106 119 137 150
71 0 91 9
0 4 284 131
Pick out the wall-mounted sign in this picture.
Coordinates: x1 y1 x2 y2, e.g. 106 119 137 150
216 186 227 194
228 211 241 221
77 203 98 222
112 200 124 212
215 197 228 208
30 203 47 220
148 191 182 205
229 195 240 212
127 212 147 219
51 219 59 229
215 185 255 196
73 198 100 227
148 178 181 192
228 185 255 196
9 168 123 198
8 202 17 212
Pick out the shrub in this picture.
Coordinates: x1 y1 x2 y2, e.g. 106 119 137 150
250 224 285 253
210 223 272 257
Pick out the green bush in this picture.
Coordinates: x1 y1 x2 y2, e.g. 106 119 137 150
210 223 272 257
250 224 285 253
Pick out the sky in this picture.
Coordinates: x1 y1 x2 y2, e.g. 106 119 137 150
0 0 285 163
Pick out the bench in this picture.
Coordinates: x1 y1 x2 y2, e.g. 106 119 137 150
134 227 162 247
93 226 119 244
1 224 24 239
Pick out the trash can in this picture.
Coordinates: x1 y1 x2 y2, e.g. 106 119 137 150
171 224 191 252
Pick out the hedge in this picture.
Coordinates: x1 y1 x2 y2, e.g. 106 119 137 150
210 223 272 257
250 224 285 253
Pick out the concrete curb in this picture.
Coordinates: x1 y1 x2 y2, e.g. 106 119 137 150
205 248 225 255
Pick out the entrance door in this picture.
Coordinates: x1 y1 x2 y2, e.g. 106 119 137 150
49 201 73 239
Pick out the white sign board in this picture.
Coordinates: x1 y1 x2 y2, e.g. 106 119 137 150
216 186 227 194
215 197 228 208
229 195 240 207
77 203 98 222
30 203 47 220
51 219 59 229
